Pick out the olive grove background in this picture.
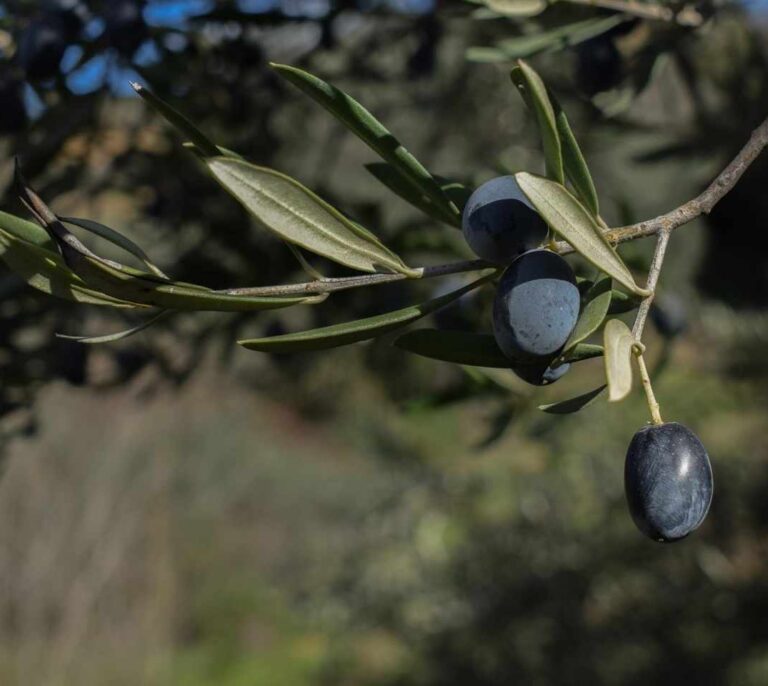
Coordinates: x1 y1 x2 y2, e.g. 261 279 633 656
1 0 768 684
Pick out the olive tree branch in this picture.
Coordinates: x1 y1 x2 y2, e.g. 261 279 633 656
564 0 703 26
225 116 768 300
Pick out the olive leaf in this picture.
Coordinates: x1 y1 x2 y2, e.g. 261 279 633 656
515 173 649 296
608 288 642 314
61 216 168 278
207 157 416 276
484 0 547 16
539 385 607 414
564 274 612 351
468 15 627 63
271 63 460 225
0 225 141 308
239 273 495 353
550 94 600 217
0 209 56 249
131 82 220 158
57 310 170 344
396 329 603 367
510 61 564 184
603 318 635 402
13 170 315 313
365 163 461 228
395 330 511 367
560 343 603 363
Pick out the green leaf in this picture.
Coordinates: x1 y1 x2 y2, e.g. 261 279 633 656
603 318 635 402
0 209 56 249
551 95 600 216
57 250 313 312
395 330 511 367
365 163 460 227
608 289 642 314
510 60 564 184
469 15 627 62
207 156 416 275
564 274 612 350
0 226 141 308
515 173 649 296
239 273 495 353
560 343 604 363
484 0 547 16
271 63 460 224
62 216 168 278
539 385 607 414
131 82 220 158
56 310 170 344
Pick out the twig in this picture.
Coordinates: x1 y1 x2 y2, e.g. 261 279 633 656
557 115 768 254
220 259 495 297
226 116 768 299
565 0 703 26
634 348 663 424
631 227 671 339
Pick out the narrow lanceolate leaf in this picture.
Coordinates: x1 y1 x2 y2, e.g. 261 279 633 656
207 157 416 276
0 210 55 249
13 171 314 313
484 0 547 17
564 274 612 351
468 15 627 63
603 319 635 402
0 227 140 308
239 273 495 353
365 163 460 228
131 82 220 157
608 289 642 314
515 173 649 296
560 343 604 363
539 385 607 414
57 310 170 344
62 216 168 278
510 61 564 184
271 63 459 224
551 95 600 216
395 330 511 368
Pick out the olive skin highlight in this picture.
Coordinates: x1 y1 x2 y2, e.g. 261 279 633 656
624 422 713 542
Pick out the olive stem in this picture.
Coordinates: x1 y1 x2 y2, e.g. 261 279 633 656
631 227 671 340
634 348 663 425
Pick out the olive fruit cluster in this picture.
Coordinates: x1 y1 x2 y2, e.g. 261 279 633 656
462 176 579 385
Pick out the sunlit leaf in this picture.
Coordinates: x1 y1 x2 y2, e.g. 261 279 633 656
239 273 495 353
0 209 55 248
271 63 460 225
604 318 635 402
564 274 612 350
485 0 547 17
0 226 140 308
510 61 564 184
207 157 416 275
515 173 649 296
539 385 607 414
